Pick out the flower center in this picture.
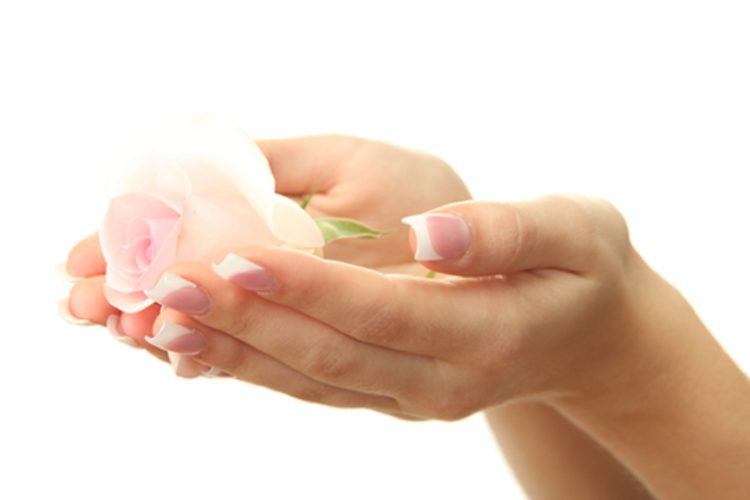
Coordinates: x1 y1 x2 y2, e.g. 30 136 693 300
115 217 180 274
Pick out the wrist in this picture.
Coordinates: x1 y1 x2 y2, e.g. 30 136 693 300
551 251 750 498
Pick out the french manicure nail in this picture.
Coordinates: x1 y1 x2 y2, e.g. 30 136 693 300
402 213 470 261
56 262 81 283
167 351 203 378
106 315 139 347
212 253 275 292
146 321 206 355
146 273 210 314
201 366 223 378
58 299 94 326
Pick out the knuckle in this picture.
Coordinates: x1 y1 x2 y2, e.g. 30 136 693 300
216 290 259 339
292 383 328 404
554 195 632 269
221 282 254 314
348 279 404 345
274 259 322 308
482 203 536 271
303 343 356 381
592 198 632 261
208 339 247 375
426 367 477 421
431 388 475 422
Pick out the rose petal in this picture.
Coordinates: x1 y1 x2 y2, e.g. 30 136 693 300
134 218 181 291
105 262 141 293
156 165 192 201
104 286 155 314
101 194 181 265
125 219 151 241
186 113 276 224
271 194 325 248
115 235 151 274
106 115 322 249
101 194 181 295
177 195 278 263
108 114 276 228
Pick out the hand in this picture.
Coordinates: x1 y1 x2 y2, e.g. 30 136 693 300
61 135 470 366
145 194 640 418
153 193 750 497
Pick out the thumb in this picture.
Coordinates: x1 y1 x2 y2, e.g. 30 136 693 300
402 195 608 276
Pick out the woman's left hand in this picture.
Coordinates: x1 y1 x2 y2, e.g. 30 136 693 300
61 135 471 375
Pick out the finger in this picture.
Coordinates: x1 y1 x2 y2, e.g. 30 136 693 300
150 309 404 413
402 195 616 276
65 232 106 278
257 135 360 195
110 305 168 361
207 248 490 357
63 277 167 359
144 261 438 404
67 276 118 325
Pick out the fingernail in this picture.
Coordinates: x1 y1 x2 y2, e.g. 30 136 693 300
146 321 206 355
56 262 81 283
146 273 209 314
106 315 139 347
212 253 275 292
201 366 223 378
58 298 94 326
402 213 470 261
167 352 203 378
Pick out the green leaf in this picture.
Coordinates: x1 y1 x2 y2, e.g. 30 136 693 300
315 217 390 245
424 270 436 279
299 193 314 210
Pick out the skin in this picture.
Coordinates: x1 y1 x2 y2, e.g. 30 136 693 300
64 136 750 498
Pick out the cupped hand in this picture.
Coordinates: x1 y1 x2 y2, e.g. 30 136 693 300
148 195 643 419
61 135 470 371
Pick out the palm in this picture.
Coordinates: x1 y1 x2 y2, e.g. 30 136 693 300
295 137 471 273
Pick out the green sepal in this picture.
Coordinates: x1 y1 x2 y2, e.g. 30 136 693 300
315 217 390 245
299 193 314 210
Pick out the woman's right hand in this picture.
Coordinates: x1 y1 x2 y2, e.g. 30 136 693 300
149 194 748 498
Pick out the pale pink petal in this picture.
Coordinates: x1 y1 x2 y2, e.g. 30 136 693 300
142 217 180 256
115 235 151 273
101 194 181 295
104 286 155 314
177 195 279 263
111 115 276 223
125 219 151 241
101 194 181 265
271 194 325 248
156 165 192 202
135 220 181 291
107 146 191 210
105 263 140 293
184 114 276 225
107 115 281 242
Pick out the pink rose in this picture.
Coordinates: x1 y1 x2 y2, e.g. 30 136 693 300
100 114 324 313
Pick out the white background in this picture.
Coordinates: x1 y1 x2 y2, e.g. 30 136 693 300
1 1 748 498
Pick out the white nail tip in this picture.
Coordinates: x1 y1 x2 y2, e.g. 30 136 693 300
58 299 94 326
145 273 196 302
402 215 442 261
212 253 263 280
202 367 223 378
106 315 139 347
56 262 81 283
167 352 202 378
145 322 197 353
